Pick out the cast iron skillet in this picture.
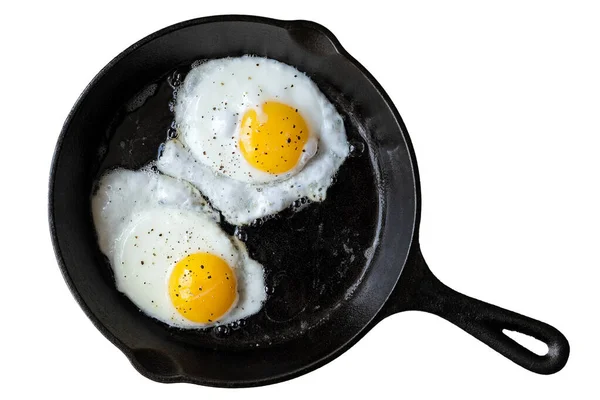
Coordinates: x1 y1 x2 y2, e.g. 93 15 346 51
49 15 570 387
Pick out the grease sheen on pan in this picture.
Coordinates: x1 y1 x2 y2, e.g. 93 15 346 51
158 56 349 225
91 168 266 328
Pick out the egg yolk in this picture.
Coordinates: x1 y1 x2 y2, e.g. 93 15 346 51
239 101 309 174
168 252 237 323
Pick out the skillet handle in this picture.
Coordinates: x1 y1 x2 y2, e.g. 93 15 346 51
386 246 569 374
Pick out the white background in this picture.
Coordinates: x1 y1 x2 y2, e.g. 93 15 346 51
1 1 598 398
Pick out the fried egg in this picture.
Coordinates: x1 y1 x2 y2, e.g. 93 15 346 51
91 168 266 328
158 56 349 225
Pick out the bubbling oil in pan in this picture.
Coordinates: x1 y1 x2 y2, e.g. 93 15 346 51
95 64 380 349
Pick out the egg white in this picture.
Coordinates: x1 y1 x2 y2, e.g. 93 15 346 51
91 168 266 328
159 56 349 226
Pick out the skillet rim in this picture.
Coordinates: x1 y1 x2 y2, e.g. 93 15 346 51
48 14 421 387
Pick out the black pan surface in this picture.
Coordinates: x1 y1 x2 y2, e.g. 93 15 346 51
49 15 569 387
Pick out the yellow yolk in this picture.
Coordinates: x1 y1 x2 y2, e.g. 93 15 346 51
168 252 237 323
239 101 309 174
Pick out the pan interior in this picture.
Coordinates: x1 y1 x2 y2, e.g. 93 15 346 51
94 63 380 349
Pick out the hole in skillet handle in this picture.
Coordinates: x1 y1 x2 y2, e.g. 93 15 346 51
380 244 570 375
502 329 549 356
